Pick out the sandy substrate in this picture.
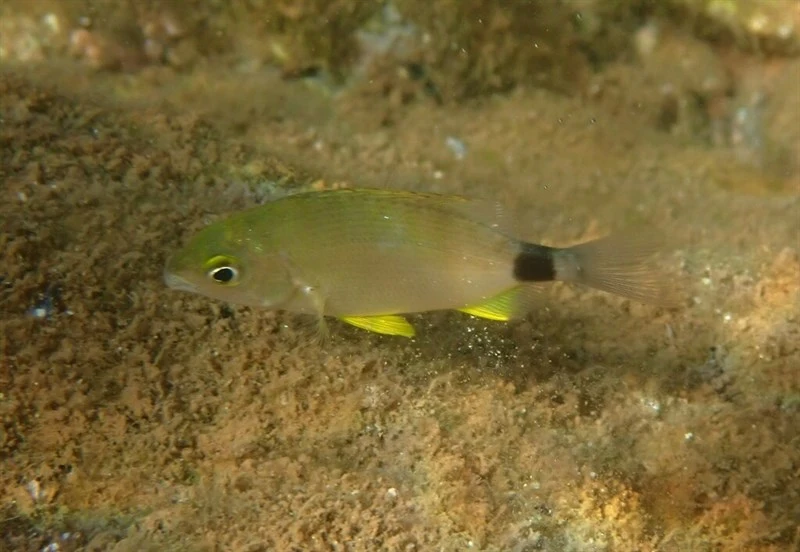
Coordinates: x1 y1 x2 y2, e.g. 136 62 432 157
1 8 799 552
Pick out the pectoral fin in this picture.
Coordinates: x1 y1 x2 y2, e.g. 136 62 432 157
339 315 416 337
457 285 540 321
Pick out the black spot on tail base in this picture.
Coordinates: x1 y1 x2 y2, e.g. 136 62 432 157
513 243 556 282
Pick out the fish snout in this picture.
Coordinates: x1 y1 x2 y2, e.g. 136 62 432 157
164 270 197 293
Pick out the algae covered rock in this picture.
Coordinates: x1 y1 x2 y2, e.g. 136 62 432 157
669 0 800 54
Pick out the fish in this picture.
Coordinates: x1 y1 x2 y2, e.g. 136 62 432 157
164 188 673 338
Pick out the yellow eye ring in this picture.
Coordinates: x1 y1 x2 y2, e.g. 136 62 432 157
205 255 241 286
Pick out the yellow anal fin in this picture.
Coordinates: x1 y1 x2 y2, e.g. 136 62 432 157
339 315 416 337
457 286 533 321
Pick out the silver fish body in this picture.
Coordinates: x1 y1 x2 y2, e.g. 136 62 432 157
165 188 671 337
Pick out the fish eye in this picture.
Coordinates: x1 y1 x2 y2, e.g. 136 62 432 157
205 255 241 286
209 265 238 284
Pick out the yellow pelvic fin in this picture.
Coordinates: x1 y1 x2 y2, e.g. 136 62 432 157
339 315 416 338
457 286 531 321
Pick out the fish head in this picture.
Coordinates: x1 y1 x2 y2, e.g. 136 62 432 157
164 219 295 309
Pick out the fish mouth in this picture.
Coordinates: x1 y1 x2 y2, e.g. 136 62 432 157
164 271 197 293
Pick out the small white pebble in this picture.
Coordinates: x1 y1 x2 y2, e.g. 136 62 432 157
25 480 42 502
386 487 398 499
634 22 660 57
445 136 467 160
18 191 27 202
643 398 661 413
747 14 768 33
684 432 694 441
701 277 712 286
777 23 794 39
42 13 60 33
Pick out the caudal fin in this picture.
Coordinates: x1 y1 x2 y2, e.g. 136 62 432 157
552 232 678 306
